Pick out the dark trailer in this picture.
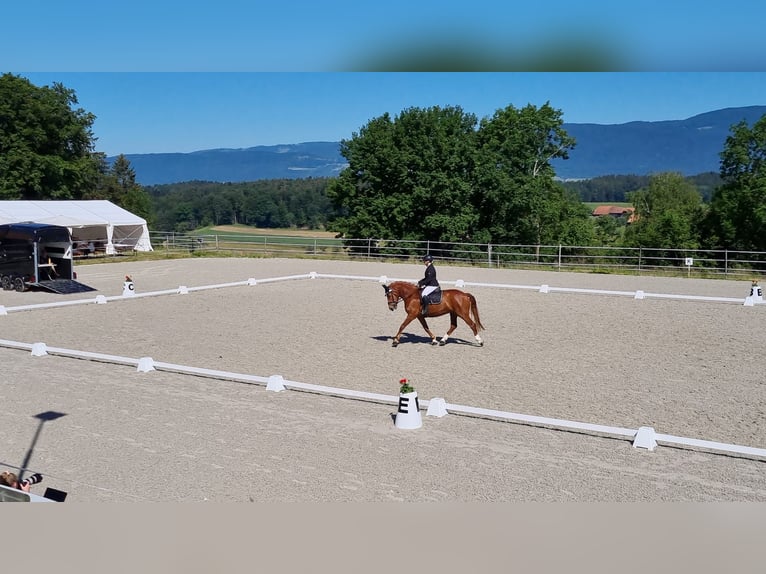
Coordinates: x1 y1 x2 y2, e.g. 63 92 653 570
0 222 95 294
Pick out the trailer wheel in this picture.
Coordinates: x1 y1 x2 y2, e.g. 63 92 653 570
1 275 11 291
13 276 26 292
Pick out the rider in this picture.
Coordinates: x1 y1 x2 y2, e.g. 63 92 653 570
417 254 440 315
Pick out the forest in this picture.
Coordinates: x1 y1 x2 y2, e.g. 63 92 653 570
146 178 336 232
145 172 721 231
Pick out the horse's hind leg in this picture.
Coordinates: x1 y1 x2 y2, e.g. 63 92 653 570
459 308 484 346
417 317 438 345
438 312 460 346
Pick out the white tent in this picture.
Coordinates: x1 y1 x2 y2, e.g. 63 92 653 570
0 200 153 254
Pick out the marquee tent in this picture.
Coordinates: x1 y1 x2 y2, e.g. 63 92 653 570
0 200 153 254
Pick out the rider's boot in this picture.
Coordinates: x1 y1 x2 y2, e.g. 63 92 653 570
421 298 429 316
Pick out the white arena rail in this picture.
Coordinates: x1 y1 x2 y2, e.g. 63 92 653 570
2 338 765 462
1 271 761 317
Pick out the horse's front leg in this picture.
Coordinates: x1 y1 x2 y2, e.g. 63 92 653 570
392 313 417 347
417 317 439 345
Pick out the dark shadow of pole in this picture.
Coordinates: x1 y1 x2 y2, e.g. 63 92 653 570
18 411 67 482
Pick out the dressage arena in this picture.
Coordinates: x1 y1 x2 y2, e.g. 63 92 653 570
0 257 764 501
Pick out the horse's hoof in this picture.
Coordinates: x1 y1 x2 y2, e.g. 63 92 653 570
438 340 446 346
478 342 484 347
391 341 399 348
430 340 439 346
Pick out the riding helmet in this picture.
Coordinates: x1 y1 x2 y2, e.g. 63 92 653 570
422 254 434 262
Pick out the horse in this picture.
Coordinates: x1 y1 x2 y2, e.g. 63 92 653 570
382 281 484 347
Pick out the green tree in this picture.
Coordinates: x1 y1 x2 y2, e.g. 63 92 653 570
85 154 154 224
0 73 101 199
623 172 704 249
593 212 625 245
109 155 152 222
475 102 587 244
327 106 479 245
703 116 766 251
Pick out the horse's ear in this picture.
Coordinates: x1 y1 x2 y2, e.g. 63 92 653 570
383 284 389 293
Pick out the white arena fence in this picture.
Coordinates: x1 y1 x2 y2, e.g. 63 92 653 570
150 231 766 280
1 272 765 462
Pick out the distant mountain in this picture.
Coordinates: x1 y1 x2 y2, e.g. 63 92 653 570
113 107 766 185
551 105 766 179
118 142 348 186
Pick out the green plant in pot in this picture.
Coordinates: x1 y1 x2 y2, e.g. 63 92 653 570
399 378 414 394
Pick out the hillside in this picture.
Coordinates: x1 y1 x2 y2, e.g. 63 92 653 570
120 142 347 186
113 106 766 185
551 106 766 179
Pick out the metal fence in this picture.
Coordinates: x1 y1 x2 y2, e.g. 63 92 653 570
148 231 766 279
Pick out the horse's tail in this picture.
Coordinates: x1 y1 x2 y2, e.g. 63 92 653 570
469 293 485 331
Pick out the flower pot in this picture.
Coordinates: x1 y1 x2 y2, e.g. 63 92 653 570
395 391 422 429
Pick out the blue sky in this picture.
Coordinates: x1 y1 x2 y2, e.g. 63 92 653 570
15 72 766 156
4 1 766 71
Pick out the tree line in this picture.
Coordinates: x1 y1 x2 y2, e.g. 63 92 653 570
146 178 336 232
561 172 722 203
143 172 723 236
2 73 764 256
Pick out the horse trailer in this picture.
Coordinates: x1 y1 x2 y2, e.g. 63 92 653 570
0 222 96 294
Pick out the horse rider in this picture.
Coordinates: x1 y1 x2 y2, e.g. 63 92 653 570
417 254 440 315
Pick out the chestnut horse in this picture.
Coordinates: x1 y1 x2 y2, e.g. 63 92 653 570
382 281 484 347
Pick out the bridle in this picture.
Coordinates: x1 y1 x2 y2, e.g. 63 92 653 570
384 285 402 310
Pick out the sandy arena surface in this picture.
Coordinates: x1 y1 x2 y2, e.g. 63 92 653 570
0 257 764 501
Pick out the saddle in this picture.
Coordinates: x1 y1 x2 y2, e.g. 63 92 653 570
423 288 442 305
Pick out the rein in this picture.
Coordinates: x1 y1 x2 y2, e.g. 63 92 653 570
388 287 403 303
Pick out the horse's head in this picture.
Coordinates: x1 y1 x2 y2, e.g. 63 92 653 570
383 284 400 311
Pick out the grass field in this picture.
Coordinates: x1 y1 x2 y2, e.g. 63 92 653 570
204 225 338 239
584 202 633 209
187 225 343 249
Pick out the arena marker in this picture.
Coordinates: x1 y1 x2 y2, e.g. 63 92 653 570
122 276 135 297
178 285 189 295
267 374 286 392
31 342 48 357
309 272 317 279
94 295 107 304
137 357 155 372
395 391 422 430
634 290 645 300
743 296 754 307
0 305 7 316
748 281 763 304
247 278 257 286
426 397 448 418
378 275 388 284
539 284 549 294
455 280 465 288
632 426 657 451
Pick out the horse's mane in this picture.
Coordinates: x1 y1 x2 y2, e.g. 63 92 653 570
389 281 418 294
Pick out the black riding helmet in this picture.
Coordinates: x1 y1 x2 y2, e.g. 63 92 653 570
422 254 434 262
